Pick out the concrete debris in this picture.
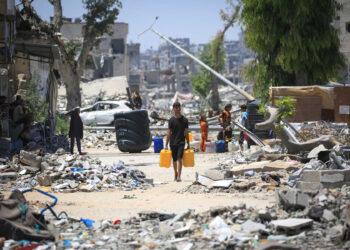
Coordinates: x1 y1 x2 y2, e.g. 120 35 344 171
0 150 151 192
271 218 313 233
298 122 350 145
4 186 350 250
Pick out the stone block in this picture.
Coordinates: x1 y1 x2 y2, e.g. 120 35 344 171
276 189 310 210
322 181 350 189
344 170 350 182
320 173 344 183
301 170 320 182
296 181 322 192
38 174 52 186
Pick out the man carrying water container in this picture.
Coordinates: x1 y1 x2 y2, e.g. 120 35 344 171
165 102 190 182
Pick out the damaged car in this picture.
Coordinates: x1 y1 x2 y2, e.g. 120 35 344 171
80 101 132 126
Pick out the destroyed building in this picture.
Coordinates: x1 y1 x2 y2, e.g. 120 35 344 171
60 20 129 81
334 0 350 84
0 0 60 151
127 43 142 93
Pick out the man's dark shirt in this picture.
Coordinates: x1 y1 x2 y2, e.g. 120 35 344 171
168 115 189 146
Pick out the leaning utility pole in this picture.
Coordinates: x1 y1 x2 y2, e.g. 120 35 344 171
139 17 255 102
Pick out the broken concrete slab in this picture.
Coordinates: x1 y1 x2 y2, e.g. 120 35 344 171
195 173 214 187
322 209 336 221
307 144 328 159
19 150 42 169
255 242 300 250
271 218 313 233
0 172 17 180
229 160 303 175
168 209 191 226
276 189 310 210
209 180 233 189
203 169 226 181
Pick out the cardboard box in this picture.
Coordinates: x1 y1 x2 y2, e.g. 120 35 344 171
334 86 350 124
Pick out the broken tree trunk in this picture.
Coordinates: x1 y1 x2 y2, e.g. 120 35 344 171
255 107 335 154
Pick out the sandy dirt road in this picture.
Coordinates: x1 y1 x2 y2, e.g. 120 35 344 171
8 148 275 221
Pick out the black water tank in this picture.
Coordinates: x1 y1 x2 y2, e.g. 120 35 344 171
246 100 272 139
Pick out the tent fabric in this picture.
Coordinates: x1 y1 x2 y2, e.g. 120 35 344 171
270 86 335 109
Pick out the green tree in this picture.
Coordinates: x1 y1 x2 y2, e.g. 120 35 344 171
191 41 225 100
240 0 345 103
191 0 239 110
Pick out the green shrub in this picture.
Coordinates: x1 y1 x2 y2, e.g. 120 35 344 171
24 79 48 123
56 115 69 135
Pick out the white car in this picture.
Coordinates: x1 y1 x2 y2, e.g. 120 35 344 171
80 101 132 126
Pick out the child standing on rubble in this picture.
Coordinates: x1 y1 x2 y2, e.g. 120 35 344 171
200 114 208 152
165 102 190 182
239 104 249 151
218 103 232 128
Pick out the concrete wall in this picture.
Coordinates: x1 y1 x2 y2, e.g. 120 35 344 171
339 0 350 61
60 23 84 40
128 43 140 69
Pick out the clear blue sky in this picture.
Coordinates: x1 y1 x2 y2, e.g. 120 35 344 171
30 0 241 51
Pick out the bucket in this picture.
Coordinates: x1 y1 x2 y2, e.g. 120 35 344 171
154 138 164 153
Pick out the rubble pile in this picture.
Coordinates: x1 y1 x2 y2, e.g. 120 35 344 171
298 122 350 145
181 146 303 194
3 186 350 249
180 170 288 194
0 150 151 192
83 131 117 150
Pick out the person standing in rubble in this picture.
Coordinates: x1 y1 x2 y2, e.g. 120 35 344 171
239 104 249 150
132 92 142 110
218 103 232 129
69 107 86 155
200 114 208 152
12 99 27 142
165 102 190 182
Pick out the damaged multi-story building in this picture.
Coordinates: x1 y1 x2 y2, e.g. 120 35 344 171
0 0 60 149
60 19 129 81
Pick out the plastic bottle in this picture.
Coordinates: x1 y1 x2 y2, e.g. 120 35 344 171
243 140 248 151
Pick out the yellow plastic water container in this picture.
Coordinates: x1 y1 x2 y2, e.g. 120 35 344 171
183 149 195 167
159 149 172 168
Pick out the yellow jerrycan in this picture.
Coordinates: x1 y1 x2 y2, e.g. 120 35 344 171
159 149 172 168
183 149 195 167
